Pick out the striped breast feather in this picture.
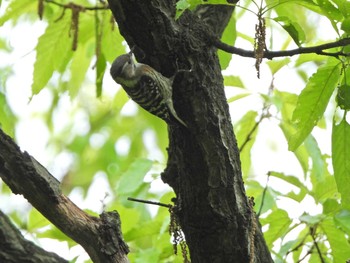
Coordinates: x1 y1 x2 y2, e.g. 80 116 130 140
122 75 172 122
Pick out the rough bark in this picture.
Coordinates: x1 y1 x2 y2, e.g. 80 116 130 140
0 210 68 263
0 211 68 263
0 129 129 263
107 1 273 262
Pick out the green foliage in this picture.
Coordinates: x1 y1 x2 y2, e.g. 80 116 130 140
332 117 350 209
272 16 305 46
289 59 342 151
33 13 73 95
1 0 350 262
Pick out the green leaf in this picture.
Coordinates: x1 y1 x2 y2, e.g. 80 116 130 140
227 93 251 103
334 210 350 234
0 0 36 26
124 218 163 241
234 111 258 178
101 17 125 63
299 213 325 224
304 135 326 183
28 209 50 230
274 90 309 174
176 0 190 11
322 198 340 214
321 217 350 262
260 209 292 248
117 158 153 194
32 14 73 95
69 40 93 98
0 38 12 52
0 90 16 136
341 18 350 33
273 17 305 46
224 75 244 88
313 173 338 202
269 171 302 188
267 58 291 75
332 117 350 209
135 248 161 263
278 0 322 14
96 53 106 97
218 14 236 70
316 0 344 34
336 84 350 110
289 59 341 151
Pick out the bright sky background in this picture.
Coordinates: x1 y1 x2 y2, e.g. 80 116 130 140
0 1 340 262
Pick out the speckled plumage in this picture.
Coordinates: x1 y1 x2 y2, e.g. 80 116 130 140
110 53 187 127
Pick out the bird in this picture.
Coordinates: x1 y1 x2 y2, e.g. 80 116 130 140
110 52 187 127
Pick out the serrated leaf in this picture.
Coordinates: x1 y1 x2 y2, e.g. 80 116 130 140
289 60 341 151
332 117 350 209
32 15 73 95
117 158 153 194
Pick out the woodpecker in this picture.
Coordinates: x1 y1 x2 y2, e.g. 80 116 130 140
110 52 187 127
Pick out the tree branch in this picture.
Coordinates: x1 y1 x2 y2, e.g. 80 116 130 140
0 128 129 263
213 37 350 59
0 210 68 263
44 0 109 11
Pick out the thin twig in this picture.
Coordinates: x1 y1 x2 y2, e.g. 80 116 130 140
310 227 326 263
127 197 172 208
213 38 350 59
45 0 109 10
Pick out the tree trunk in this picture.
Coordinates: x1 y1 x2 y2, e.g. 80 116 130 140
0 129 129 263
107 1 273 262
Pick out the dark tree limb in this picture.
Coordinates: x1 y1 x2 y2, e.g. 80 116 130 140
107 1 273 262
0 210 68 263
213 37 350 59
0 128 129 263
